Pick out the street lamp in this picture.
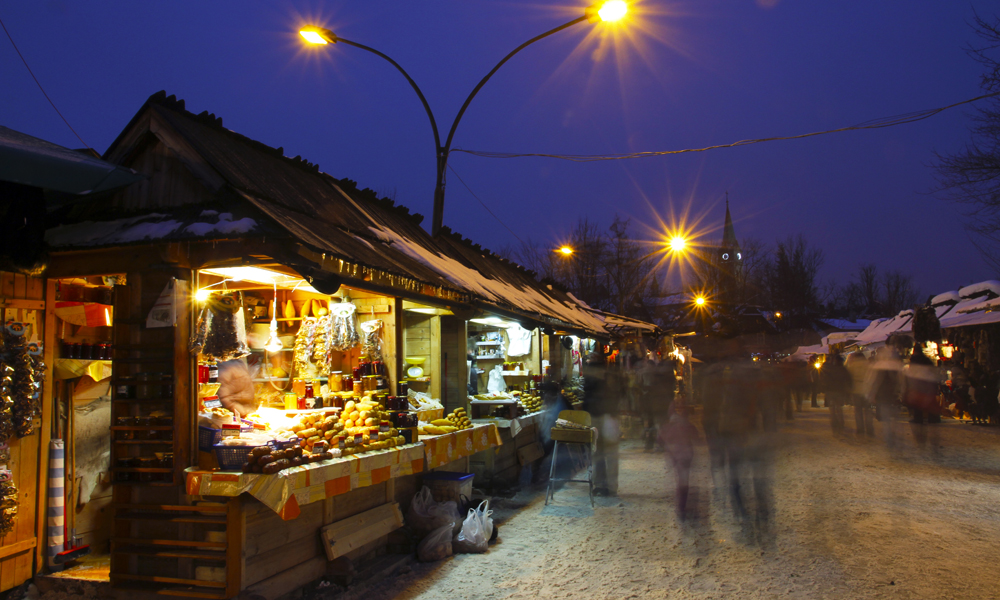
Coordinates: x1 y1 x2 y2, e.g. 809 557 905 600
694 295 706 307
299 0 628 236
557 245 574 256
668 235 687 254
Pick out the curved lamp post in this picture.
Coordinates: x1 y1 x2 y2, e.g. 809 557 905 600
300 0 627 236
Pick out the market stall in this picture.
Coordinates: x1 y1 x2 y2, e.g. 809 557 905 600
34 91 606 599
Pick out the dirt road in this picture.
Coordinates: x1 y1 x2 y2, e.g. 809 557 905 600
362 408 1000 600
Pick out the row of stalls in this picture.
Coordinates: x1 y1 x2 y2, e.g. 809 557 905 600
838 281 1000 422
0 92 655 598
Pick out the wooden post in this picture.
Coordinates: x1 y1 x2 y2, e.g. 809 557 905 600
34 280 56 572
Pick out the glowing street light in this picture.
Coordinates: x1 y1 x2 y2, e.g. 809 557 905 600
298 1 628 236
668 236 687 253
694 295 706 307
299 28 331 45
558 245 574 256
594 0 628 22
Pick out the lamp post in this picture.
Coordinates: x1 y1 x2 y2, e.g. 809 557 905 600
299 0 627 236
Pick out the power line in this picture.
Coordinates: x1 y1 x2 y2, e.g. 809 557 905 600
0 15 90 149
446 164 525 246
452 92 999 163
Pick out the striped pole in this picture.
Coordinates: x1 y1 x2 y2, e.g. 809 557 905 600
47 439 65 572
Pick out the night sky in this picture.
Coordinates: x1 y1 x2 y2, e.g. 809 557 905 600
2 1 993 302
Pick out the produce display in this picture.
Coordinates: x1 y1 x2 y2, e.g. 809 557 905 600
560 387 581 406
512 390 543 413
418 407 471 435
241 445 333 475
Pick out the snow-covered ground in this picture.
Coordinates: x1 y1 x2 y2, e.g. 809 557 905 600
361 408 1000 600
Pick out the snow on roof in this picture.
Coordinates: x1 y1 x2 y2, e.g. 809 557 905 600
45 211 258 248
931 291 960 305
368 225 607 335
958 280 1000 299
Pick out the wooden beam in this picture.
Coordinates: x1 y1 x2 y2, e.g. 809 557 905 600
0 298 45 310
0 539 36 561
320 503 403 561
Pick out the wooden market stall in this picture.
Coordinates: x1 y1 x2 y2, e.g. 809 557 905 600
32 90 627 599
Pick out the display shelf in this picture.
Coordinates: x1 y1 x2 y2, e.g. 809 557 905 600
501 371 531 376
476 341 502 345
112 468 174 473
405 377 431 383
113 397 175 403
111 425 174 431
477 355 504 360
113 440 176 445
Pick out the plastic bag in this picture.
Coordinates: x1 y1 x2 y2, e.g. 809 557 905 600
360 319 383 361
487 366 506 393
190 294 251 361
406 486 461 537
453 500 493 554
417 523 453 562
329 303 361 351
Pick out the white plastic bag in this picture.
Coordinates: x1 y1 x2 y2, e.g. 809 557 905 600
417 523 454 562
487 366 506 393
406 486 461 537
453 500 493 554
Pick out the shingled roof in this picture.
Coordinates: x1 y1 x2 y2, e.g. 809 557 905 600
48 91 618 336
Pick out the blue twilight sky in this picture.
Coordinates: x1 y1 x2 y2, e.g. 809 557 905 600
1 1 994 301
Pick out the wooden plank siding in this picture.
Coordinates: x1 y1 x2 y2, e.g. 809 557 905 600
0 272 48 593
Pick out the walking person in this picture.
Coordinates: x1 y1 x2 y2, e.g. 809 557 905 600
658 399 700 519
869 346 903 448
821 352 851 434
845 352 874 438
583 352 619 497
903 344 941 451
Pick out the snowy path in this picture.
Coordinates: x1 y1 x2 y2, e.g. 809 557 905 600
362 409 1000 600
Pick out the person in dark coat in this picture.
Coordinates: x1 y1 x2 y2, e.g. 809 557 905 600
821 352 851 434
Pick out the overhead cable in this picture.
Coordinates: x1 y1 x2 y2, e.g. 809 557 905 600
451 92 999 163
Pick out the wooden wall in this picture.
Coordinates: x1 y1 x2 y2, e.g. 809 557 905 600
438 316 467 414
241 473 420 599
402 313 440 400
0 272 49 592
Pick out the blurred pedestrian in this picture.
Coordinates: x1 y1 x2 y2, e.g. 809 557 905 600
821 352 851 434
583 352 619 496
658 399 700 519
845 352 874 438
719 361 758 519
869 346 903 448
904 345 939 425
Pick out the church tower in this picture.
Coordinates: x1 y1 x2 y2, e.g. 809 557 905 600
716 195 742 305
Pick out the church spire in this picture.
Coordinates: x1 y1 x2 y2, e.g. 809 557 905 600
722 193 739 251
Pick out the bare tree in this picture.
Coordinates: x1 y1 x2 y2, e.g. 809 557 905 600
935 12 1000 271
564 218 610 309
882 270 920 315
856 263 881 314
